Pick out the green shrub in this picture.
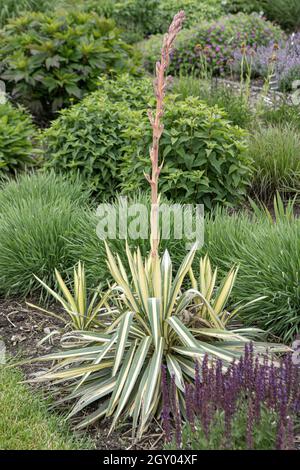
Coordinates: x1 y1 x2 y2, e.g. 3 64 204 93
227 0 300 32
54 0 161 43
0 101 37 174
0 172 90 297
225 0 260 14
0 11 139 121
42 94 133 198
173 76 253 128
139 13 284 76
43 75 249 207
247 124 300 201
121 95 250 209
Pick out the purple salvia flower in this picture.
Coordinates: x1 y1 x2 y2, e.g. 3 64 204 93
185 383 195 431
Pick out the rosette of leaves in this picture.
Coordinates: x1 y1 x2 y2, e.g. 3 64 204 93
29 245 287 436
0 11 139 121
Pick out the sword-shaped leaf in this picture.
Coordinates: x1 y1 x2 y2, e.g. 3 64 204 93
167 316 199 348
110 336 151 432
148 298 161 350
107 342 137 416
143 337 164 415
113 312 133 376
167 354 184 391
166 244 197 318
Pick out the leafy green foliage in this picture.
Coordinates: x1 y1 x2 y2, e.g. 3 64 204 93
0 366 93 450
225 0 261 15
0 11 139 121
226 0 300 31
247 124 300 201
121 95 250 209
0 0 52 27
139 13 284 76
43 75 249 207
0 101 37 174
0 172 90 297
42 94 133 198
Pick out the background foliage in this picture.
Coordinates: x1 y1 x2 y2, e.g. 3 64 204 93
43 75 249 208
140 13 284 76
0 11 139 121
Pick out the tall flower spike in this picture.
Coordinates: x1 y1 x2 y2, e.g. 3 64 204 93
146 10 185 259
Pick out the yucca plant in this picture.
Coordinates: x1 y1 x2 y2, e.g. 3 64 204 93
28 242 286 437
26 11 289 439
27 262 112 330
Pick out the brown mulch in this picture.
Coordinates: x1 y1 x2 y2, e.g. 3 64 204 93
0 298 163 450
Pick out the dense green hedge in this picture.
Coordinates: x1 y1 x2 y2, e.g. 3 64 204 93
0 11 139 121
0 101 37 174
42 75 249 207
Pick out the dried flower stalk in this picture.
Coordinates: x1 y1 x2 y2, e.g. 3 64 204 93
145 10 185 259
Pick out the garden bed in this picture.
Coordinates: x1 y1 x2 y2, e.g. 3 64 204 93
1 0 300 453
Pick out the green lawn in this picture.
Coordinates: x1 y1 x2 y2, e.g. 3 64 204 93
0 366 93 450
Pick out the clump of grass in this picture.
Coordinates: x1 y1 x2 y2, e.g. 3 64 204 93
260 102 300 131
205 206 300 342
0 366 92 449
0 172 90 297
247 124 300 201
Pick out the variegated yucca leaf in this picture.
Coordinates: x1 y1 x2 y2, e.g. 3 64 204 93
27 262 112 330
27 246 288 438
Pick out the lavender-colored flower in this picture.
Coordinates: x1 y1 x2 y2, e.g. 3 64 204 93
161 344 299 449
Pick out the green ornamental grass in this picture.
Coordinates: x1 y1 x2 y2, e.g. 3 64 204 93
247 124 300 201
0 172 90 297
